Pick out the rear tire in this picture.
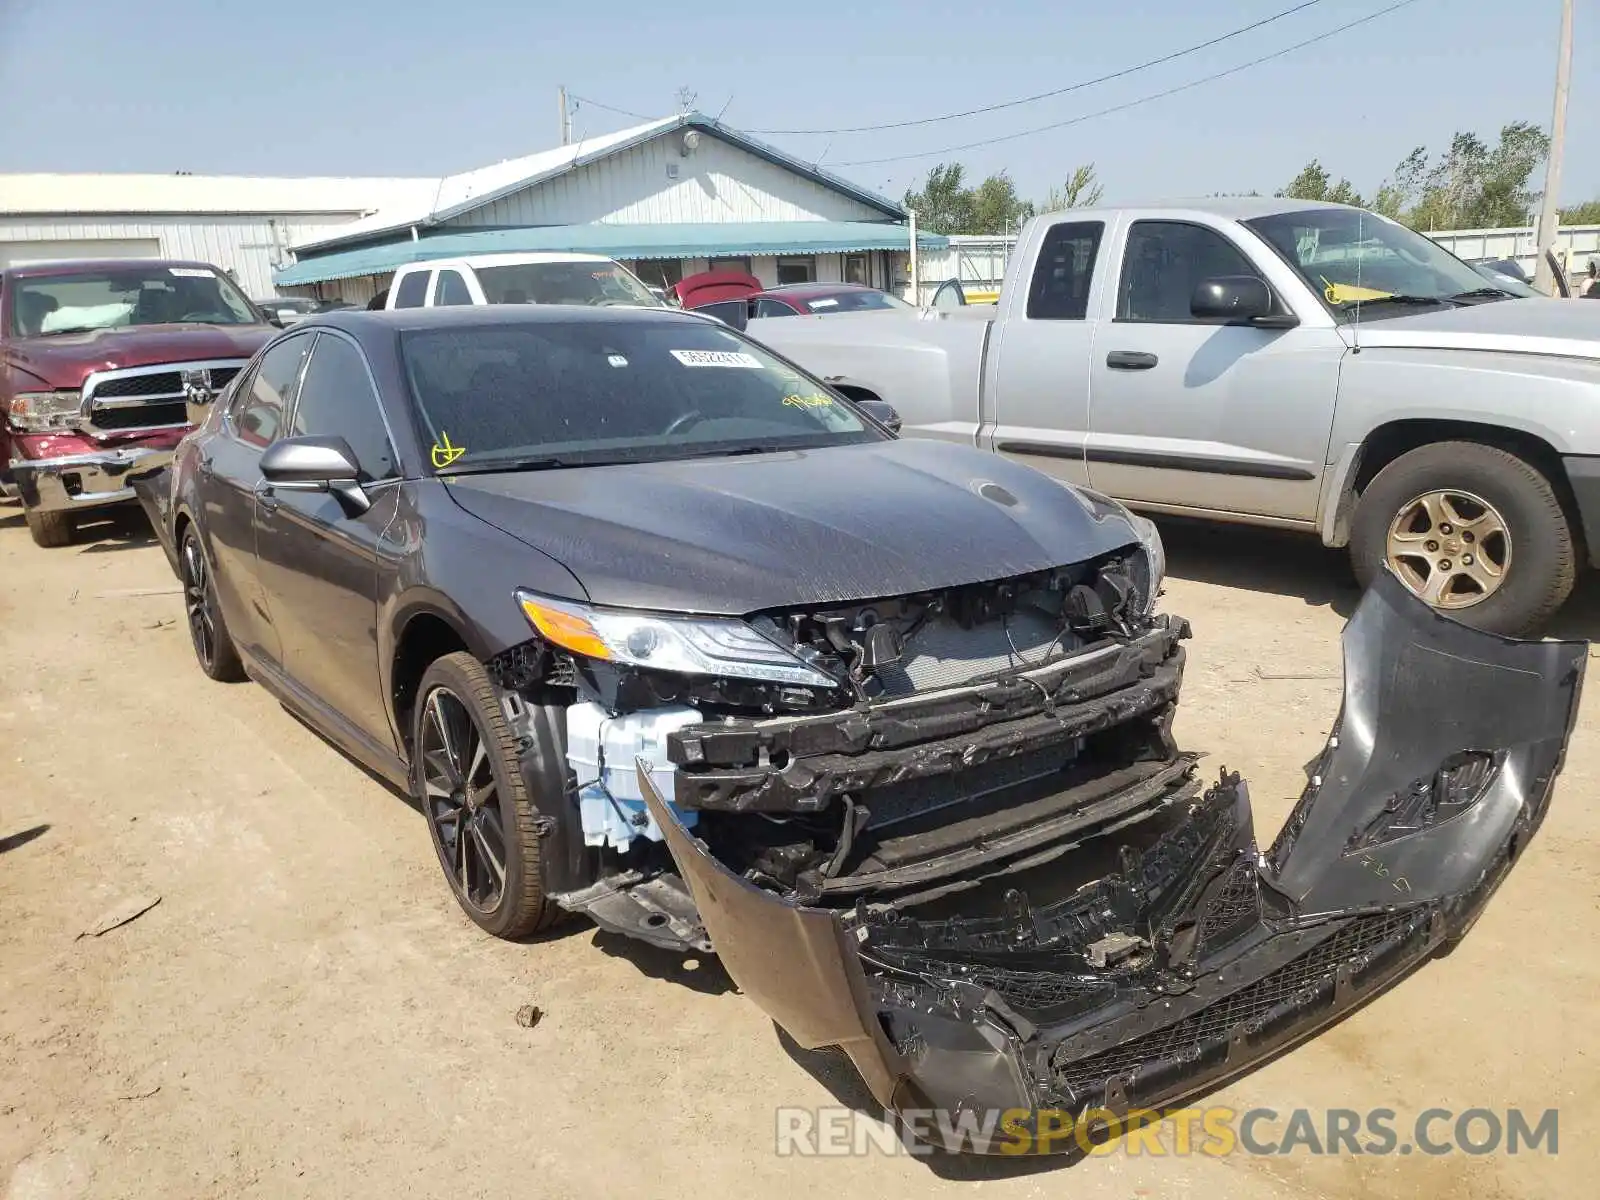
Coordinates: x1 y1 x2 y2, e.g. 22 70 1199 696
1350 441 1574 636
413 652 558 939
180 526 246 682
24 507 73 548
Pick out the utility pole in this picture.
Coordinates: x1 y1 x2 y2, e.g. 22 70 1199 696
558 85 572 146
1533 0 1573 295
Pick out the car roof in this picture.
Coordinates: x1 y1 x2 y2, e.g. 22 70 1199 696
305 303 703 335
2 258 225 279
394 252 618 272
760 282 880 297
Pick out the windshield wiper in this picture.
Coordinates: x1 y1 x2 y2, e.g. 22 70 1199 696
35 325 103 337
439 456 586 476
1337 294 1456 311
687 445 781 459
1449 287 1517 302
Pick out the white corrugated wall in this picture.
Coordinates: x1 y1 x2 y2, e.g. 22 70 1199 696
0 212 371 298
450 134 888 228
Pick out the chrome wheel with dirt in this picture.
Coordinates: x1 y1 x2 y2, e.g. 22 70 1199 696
1384 489 1511 610
1352 440 1574 637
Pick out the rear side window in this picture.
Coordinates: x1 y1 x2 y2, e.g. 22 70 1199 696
1026 221 1103 320
291 334 398 481
433 270 473 306
753 298 796 318
232 334 311 449
392 270 429 309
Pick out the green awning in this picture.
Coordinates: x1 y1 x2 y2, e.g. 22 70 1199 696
275 221 945 285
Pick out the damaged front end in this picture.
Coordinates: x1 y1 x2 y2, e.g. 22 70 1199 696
632 570 1583 1148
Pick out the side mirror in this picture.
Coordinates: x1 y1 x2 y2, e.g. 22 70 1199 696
259 435 370 513
1190 276 1294 327
855 397 902 434
261 309 284 328
931 279 968 310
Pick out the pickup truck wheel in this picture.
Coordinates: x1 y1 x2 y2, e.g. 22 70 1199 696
413 652 558 940
180 527 246 682
24 507 73 548
1351 441 1574 635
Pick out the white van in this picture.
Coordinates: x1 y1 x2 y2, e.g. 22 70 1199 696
383 252 666 310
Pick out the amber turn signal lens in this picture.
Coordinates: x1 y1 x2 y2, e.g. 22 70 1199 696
518 597 614 661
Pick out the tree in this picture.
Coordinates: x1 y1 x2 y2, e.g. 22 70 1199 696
1279 159 1364 207
1562 198 1600 224
1396 122 1550 230
903 163 1035 234
903 163 976 235
969 171 1035 234
1042 164 1104 212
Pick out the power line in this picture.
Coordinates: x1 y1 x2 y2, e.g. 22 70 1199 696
570 94 652 121
836 0 1425 168
747 0 1325 136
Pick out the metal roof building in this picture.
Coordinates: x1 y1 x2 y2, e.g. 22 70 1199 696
276 112 945 303
0 173 433 298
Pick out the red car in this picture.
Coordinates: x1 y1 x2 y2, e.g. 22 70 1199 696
1 259 277 546
744 281 914 318
671 271 912 319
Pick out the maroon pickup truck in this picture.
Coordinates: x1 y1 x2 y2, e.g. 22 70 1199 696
2 259 278 546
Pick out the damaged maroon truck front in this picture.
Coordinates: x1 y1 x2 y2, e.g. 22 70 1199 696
1 259 275 546
631 569 1583 1151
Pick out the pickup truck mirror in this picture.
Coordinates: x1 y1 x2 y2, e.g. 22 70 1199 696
259 436 371 514
1190 276 1293 327
855 398 903 434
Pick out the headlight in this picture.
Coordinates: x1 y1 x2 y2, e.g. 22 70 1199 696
1128 512 1166 613
8 391 83 432
516 591 837 688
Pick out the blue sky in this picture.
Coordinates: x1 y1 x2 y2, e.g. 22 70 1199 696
2 0 1592 208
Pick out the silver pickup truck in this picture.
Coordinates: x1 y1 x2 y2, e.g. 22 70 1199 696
752 198 1600 634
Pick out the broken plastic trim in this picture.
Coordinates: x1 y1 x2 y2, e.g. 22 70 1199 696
637 569 1584 1150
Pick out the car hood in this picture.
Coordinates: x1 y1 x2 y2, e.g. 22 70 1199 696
1339 296 1600 361
5 324 276 388
443 438 1144 614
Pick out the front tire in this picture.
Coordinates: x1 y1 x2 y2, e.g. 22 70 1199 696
413 652 557 939
24 507 73 548
1350 441 1574 635
180 526 246 682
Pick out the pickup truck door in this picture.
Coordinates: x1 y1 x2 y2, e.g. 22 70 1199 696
979 218 1107 487
1085 219 1344 523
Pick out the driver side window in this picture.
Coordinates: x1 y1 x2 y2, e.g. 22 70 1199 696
233 334 311 449
289 334 397 482
1116 221 1263 323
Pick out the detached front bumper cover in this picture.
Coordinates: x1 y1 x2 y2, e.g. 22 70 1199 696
11 445 174 515
639 569 1584 1151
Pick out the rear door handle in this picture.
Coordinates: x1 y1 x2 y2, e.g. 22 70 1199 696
1106 351 1159 371
198 457 215 478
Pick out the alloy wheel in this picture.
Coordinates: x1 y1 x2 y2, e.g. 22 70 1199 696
182 537 218 669
420 686 507 914
1385 488 1512 609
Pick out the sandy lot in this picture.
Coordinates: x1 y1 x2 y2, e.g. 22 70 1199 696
1 503 1596 1199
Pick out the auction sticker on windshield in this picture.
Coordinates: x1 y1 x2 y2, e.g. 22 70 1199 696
670 350 763 369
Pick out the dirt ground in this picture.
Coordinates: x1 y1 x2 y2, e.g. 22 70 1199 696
1 502 1596 1199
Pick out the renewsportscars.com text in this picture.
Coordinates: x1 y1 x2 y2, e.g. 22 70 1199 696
774 1105 1559 1157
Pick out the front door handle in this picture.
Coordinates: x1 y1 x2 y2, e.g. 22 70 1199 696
1106 350 1159 371
253 480 279 514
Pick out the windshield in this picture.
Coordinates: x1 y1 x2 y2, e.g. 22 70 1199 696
799 290 912 314
402 317 883 472
9 265 261 336
474 261 663 308
1242 208 1517 319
